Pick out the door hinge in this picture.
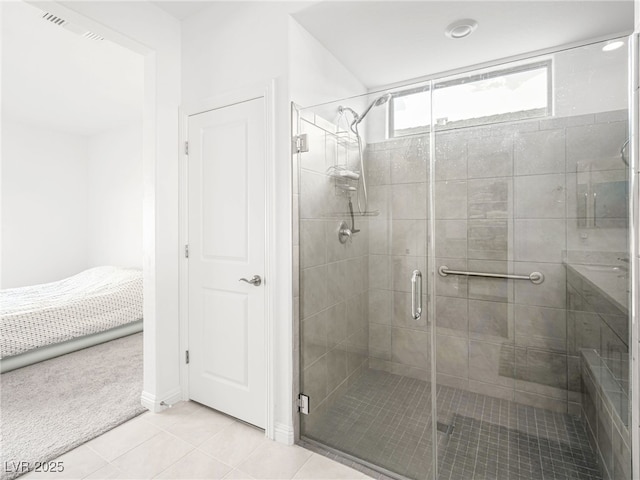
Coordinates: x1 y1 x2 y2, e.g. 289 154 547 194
292 134 309 154
185 141 189 155
184 244 189 258
185 350 190 364
297 393 309 415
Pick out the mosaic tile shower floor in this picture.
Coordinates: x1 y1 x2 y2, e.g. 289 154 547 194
303 369 601 480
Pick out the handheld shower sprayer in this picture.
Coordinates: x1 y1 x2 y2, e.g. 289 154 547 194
337 93 392 215
339 93 392 135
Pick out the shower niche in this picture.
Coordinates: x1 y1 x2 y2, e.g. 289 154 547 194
293 37 632 480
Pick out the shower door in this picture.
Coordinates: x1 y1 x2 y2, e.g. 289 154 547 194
295 36 632 480
431 39 631 480
294 91 436 478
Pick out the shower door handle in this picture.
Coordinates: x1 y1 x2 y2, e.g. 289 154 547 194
411 270 422 320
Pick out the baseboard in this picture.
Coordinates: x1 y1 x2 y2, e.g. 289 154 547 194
274 421 294 445
140 387 182 413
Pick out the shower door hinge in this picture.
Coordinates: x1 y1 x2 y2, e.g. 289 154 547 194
185 350 190 364
292 134 309 153
297 393 309 415
184 244 189 258
184 141 189 155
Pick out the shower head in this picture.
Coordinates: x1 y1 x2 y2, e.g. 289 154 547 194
338 93 392 133
353 93 392 126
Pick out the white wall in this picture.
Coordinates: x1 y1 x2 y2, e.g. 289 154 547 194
1 118 143 288
87 124 143 269
1 118 88 288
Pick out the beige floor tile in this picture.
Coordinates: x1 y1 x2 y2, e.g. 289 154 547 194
198 422 267 467
161 407 235 446
154 450 233 479
85 417 162 462
22 445 106 480
141 401 204 429
237 442 312 480
84 463 125 479
110 431 194 479
223 470 255 479
292 454 371 479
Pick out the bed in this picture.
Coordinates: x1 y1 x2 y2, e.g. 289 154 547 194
0 266 143 373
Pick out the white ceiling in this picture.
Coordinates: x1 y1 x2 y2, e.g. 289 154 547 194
292 1 634 88
151 1 212 20
2 1 144 136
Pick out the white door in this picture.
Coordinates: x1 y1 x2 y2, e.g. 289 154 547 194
187 97 266 428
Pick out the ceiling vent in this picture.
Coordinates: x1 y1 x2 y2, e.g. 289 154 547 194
83 31 105 42
41 12 104 41
42 12 67 26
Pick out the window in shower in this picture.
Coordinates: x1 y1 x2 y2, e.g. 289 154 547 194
390 60 552 137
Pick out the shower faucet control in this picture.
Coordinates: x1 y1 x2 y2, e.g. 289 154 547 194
338 221 352 244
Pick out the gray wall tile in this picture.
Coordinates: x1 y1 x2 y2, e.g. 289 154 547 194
467 134 514 178
566 121 628 173
514 218 566 263
390 139 428 184
435 220 467 259
514 174 566 219
436 296 468 336
300 220 327 268
514 305 566 352
301 310 327 368
301 265 327 319
468 178 510 219
514 261 566 308
391 327 431 369
435 180 467 219
468 219 508 260
469 300 513 343
435 131 467 181
365 149 390 186
468 340 515 388
436 334 469 377
514 129 565 175
369 323 392 360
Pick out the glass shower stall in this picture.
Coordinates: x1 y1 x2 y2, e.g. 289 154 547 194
293 37 633 480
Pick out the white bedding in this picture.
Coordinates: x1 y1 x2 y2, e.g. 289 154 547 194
1 266 143 359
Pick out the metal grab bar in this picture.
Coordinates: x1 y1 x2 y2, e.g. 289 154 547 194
438 265 544 285
411 270 422 320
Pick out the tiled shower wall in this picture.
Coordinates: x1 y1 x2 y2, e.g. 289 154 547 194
364 109 628 414
296 114 370 431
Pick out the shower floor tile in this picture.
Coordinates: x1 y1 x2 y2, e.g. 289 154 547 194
302 369 601 480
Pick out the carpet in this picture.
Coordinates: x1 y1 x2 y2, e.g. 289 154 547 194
0 333 145 480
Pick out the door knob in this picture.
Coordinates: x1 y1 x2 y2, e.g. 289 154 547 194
239 275 262 286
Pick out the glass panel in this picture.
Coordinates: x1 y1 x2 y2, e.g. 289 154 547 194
432 38 630 480
296 89 435 479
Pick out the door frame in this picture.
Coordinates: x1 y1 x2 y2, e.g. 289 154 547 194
179 81 277 439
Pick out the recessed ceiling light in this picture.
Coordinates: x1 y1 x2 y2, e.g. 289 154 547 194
445 19 478 39
602 40 624 52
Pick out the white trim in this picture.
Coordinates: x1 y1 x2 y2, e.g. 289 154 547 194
141 386 182 413
179 81 278 440
274 422 295 446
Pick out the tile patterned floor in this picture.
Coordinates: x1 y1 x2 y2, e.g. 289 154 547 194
303 369 601 480
22 401 372 480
